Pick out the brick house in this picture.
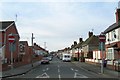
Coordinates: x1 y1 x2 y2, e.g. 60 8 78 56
70 41 77 60
0 21 20 70
33 43 47 60
74 38 84 61
19 41 31 64
104 7 120 71
82 32 99 59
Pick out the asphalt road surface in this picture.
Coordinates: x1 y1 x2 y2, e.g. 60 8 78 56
11 56 116 79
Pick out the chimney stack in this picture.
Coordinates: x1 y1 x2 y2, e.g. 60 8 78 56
74 41 77 46
88 31 93 38
116 1 120 24
79 38 83 43
115 9 120 24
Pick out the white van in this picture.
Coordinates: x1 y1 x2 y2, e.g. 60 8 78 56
62 54 71 62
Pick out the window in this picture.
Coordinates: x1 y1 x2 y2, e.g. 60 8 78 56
107 48 114 60
111 30 116 41
19 44 25 52
64 55 70 58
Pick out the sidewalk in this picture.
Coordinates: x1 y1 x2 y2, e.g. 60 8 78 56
1 61 41 78
72 61 120 78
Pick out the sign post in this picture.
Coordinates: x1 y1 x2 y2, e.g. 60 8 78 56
99 34 106 74
8 33 15 70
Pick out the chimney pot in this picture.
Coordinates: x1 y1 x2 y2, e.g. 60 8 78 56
79 38 83 42
88 31 93 38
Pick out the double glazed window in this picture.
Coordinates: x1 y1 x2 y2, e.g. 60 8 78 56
107 48 114 60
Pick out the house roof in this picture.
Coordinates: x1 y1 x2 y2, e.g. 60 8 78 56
82 35 99 47
0 21 15 30
70 44 77 49
104 21 120 34
19 41 28 45
74 41 84 49
0 21 20 38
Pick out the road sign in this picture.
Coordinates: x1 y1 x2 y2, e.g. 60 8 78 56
8 35 15 43
99 35 106 42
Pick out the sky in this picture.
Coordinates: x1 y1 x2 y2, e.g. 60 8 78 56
0 0 119 52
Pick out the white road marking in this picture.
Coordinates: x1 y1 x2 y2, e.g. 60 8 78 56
36 72 50 78
58 69 60 73
75 69 78 72
43 68 49 72
58 65 59 68
46 68 49 71
74 72 88 78
58 74 61 80
71 68 73 71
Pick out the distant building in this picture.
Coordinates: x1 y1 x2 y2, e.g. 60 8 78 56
74 38 84 61
70 41 77 60
82 32 99 59
19 41 31 64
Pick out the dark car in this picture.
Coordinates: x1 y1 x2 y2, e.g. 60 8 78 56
41 57 50 64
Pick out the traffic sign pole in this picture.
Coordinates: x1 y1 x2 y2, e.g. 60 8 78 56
101 42 104 74
10 43 13 70
99 33 106 74
8 33 15 70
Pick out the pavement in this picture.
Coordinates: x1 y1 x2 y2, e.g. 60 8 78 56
72 61 120 78
1 61 41 78
1 60 120 79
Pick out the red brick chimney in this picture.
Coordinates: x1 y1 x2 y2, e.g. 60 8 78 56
88 31 93 38
116 1 120 24
115 9 120 24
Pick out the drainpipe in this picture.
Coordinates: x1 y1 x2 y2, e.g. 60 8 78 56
3 30 6 63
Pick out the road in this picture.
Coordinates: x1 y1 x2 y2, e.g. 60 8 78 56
13 57 116 79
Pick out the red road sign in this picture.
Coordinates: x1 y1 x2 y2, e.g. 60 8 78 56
8 35 15 43
99 35 106 42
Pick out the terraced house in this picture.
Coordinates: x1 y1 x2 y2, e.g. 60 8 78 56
82 32 99 59
0 21 20 71
104 7 120 71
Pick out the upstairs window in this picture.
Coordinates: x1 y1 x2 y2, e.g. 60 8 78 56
111 30 116 41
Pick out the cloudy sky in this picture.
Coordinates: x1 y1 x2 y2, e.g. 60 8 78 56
0 0 119 51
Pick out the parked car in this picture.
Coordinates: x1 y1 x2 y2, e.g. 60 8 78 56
41 57 50 64
47 56 52 61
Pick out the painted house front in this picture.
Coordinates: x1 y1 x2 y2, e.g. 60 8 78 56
82 32 99 59
104 7 120 71
70 41 77 60
74 38 84 61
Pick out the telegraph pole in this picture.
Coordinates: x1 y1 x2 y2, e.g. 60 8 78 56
31 33 35 67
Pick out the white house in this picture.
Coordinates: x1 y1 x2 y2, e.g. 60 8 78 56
104 5 120 70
